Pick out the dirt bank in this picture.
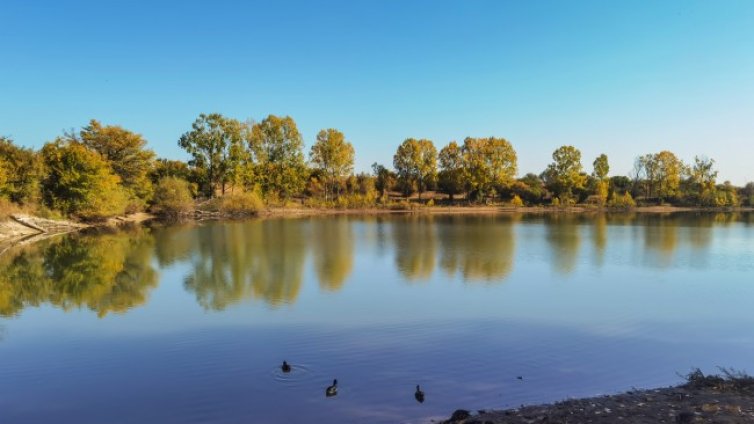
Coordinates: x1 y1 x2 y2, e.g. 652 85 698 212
443 371 754 424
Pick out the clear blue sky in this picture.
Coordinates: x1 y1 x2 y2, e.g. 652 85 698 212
1 0 753 183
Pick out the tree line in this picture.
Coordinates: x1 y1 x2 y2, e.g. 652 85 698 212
1 113 753 220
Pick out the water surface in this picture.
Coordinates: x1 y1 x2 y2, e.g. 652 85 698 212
1 213 753 423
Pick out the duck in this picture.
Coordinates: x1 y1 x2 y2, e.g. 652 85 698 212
414 385 425 403
281 361 291 373
326 379 338 397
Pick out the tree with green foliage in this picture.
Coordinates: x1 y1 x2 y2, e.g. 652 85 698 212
543 145 586 200
437 141 465 201
249 115 307 199
393 138 437 199
0 136 42 204
78 120 156 205
371 162 396 199
592 154 610 205
40 140 128 220
462 137 517 201
178 113 251 198
309 128 355 202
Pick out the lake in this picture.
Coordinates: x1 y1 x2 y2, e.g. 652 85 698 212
1 213 754 423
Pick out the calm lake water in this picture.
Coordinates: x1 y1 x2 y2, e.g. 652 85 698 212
2 213 754 423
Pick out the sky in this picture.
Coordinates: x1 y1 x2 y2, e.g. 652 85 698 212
1 0 753 184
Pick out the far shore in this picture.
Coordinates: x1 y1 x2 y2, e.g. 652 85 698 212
1 205 752 249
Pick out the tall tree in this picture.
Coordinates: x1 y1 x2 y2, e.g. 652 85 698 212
309 128 355 202
592 154 609 180
249 115 307 199
437 141 465 201
592 154 610 204
371 163 396 199
393 138 437 199
654 150 684 201
178 113 250 198
461 137 517 201
78 120 156 203
688 156 718 203
543 145 586 199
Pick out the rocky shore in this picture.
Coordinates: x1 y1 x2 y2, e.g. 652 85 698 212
442 370 754 424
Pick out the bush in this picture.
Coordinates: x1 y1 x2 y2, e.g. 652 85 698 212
510 195 524 207
203 191 264 215
151 177 194 217
609 191 636 208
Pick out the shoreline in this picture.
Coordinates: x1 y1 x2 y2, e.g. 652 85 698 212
259 204 754 217
1 205 752 248
442 372 754 423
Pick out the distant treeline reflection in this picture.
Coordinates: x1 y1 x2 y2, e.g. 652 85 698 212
0 213 751 317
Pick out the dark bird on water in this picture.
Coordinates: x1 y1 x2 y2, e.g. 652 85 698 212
414 385 425 403
517 376 523 380
281 361 291 373
326 379 338 397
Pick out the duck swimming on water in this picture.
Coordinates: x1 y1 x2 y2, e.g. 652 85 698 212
281 361 291 373
326 379 338 397
414 385 425 403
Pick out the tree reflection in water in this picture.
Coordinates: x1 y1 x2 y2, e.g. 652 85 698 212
392 216 437 281
313 217 354 292
183 219 309 309
437 215 518 283
1 212 750 316
0 227 157 317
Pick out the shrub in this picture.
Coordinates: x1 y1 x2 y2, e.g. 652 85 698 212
152 177 194 217
609 191 636 208
203 191 265 215
511 195 524 207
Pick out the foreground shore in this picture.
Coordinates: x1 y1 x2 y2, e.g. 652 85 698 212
442 372 754 424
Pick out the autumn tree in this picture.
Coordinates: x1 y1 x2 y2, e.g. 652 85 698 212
437 141 465 201
78 120 156 205
687 156 718 204
592 154 610 204
654 151 684 201
543 145 586 200
462 137 517 201
393 138 437 199
309 128 355 202
178 113 251 198
40 140 128 220
0 136 42 204
249 115 307 199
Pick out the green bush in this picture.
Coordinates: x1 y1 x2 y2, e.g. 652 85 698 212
151 177 194 217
